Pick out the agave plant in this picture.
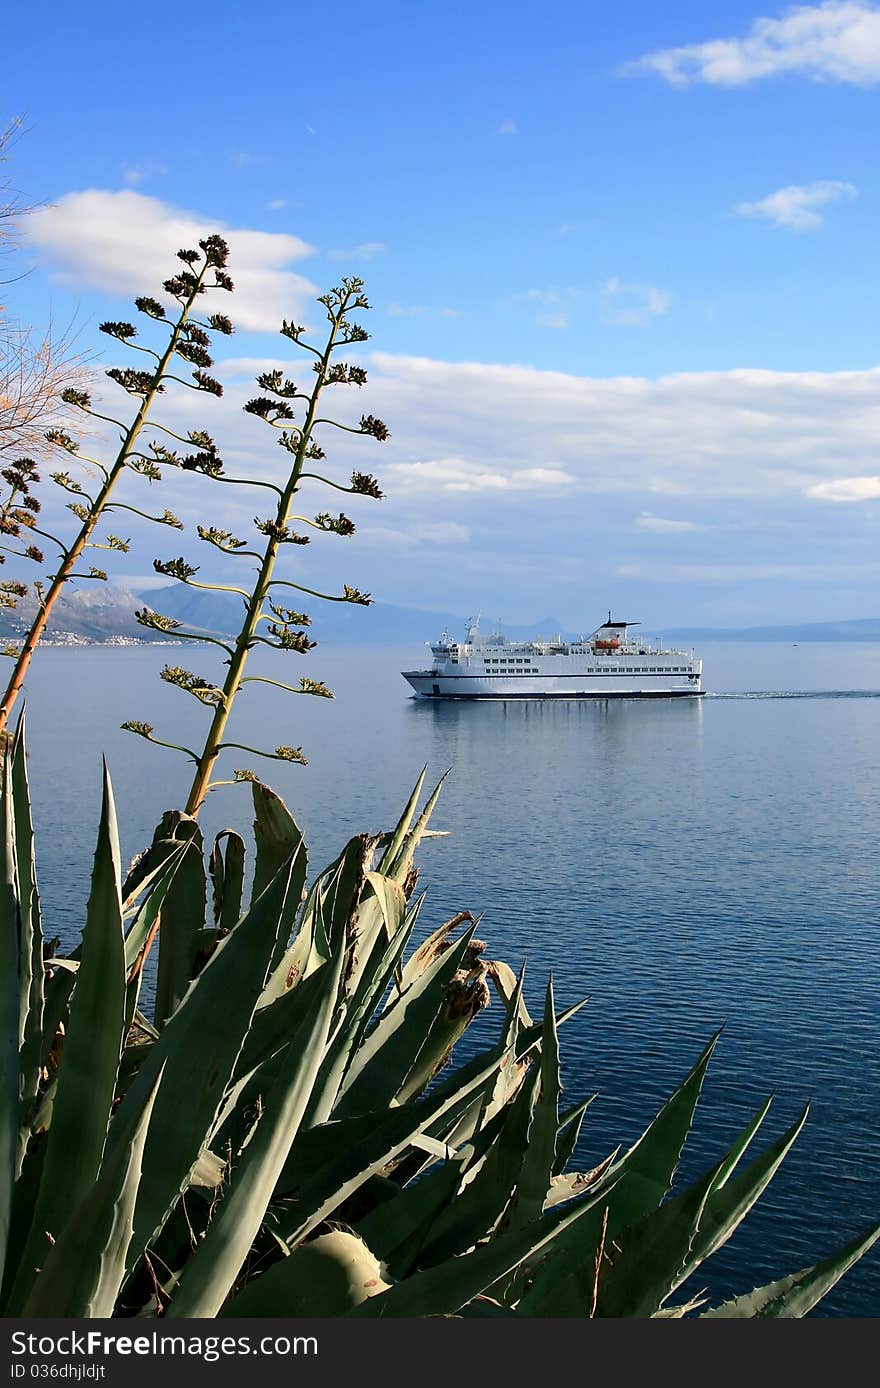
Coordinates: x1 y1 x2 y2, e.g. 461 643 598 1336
0 718 876 1318
0 236 234 735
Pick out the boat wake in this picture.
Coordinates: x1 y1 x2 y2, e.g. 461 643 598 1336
705 690 880 700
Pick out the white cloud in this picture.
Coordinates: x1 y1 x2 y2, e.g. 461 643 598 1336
266 199 288 211
806 475 880 500
140 351 880 513
536 311 569 330
63 347 880 616
416 521 470 543
26 189 316 333
387 303 427 318
601 277 672 326
327 242 385 262
616 560 876 583
387 458 575 494
498 119 518 135
359 354 880 502
360 521 470 548
636 512 701 533
625 2 880 87
122 159 167 187
734 179 857 229
527 287 576 305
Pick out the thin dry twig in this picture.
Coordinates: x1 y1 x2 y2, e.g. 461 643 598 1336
0 119 90 455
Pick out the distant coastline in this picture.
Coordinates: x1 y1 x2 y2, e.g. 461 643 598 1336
5 583 880 647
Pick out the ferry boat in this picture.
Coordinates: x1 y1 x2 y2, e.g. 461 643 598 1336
402 616 702 699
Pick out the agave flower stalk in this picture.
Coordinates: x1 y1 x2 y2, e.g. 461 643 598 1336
124 278 387 815
0 237 234 735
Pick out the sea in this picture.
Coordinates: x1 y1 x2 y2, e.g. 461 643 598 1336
18 638 880 1316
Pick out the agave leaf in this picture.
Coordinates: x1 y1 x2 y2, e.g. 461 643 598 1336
261 838 362 1002
375 768 426 875
350 1175 617 1318
260 885 321 1006
154 818 206 1030
543 1150 618 1210
506 978 561 1230
702 1220 880 1318
316 835 371 958
354 1160 464 1277
518 1032 722 1315
336 923 479 1115
394 910 469 998
475 964 528 1133
122 842 188 974
397 992 588 1185
305 898 417 1128
385 772 448 885
105 853 298 1269
413 1066 540 1270
0 755 19 1287
553 1095 597 1177
669 1103 810 1292
234 961 330 1085
486 958 535 1026
251 779 303 905
209 829 246 934
353 870 407 981
7 763 127 1313
271 1049 505 1248
21 1069 163 1318
121 809 199 914
11 715 44 1124
394 936 491 1107
595 1100 803 1317
223 1230 389 1316
169 943 345 1317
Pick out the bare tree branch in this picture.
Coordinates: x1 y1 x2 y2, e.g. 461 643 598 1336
0 119 90 456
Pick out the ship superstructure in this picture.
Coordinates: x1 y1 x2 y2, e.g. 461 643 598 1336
402 616 702 699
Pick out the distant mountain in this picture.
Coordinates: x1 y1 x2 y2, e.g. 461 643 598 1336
147 586 575 645
5 582 880 647
659 618 880 643
0 585 147 642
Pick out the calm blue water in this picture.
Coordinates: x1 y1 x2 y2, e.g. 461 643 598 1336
18 640 880 1316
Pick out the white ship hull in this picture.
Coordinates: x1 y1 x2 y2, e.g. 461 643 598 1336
403 671 701 699
401 615 702 700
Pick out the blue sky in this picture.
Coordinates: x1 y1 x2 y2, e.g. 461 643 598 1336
5 1 880 627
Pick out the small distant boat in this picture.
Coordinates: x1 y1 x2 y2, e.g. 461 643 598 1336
402 614 703 700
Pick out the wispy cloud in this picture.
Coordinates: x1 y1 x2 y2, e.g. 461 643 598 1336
806 475 880 500
122 159 167 187
636 512 701 533
536 311 569 330
27 189 316 333
203 353 880 505
616 561 864 583
266 198 288 211
387 458 575 494
387 303 427 318
624 2 880 87
360 520 471 548
601 277 672 326
734 179 857 229
498 118 518 135
327 241 385 262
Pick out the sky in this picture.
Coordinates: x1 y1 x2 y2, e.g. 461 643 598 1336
5 0 880 628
